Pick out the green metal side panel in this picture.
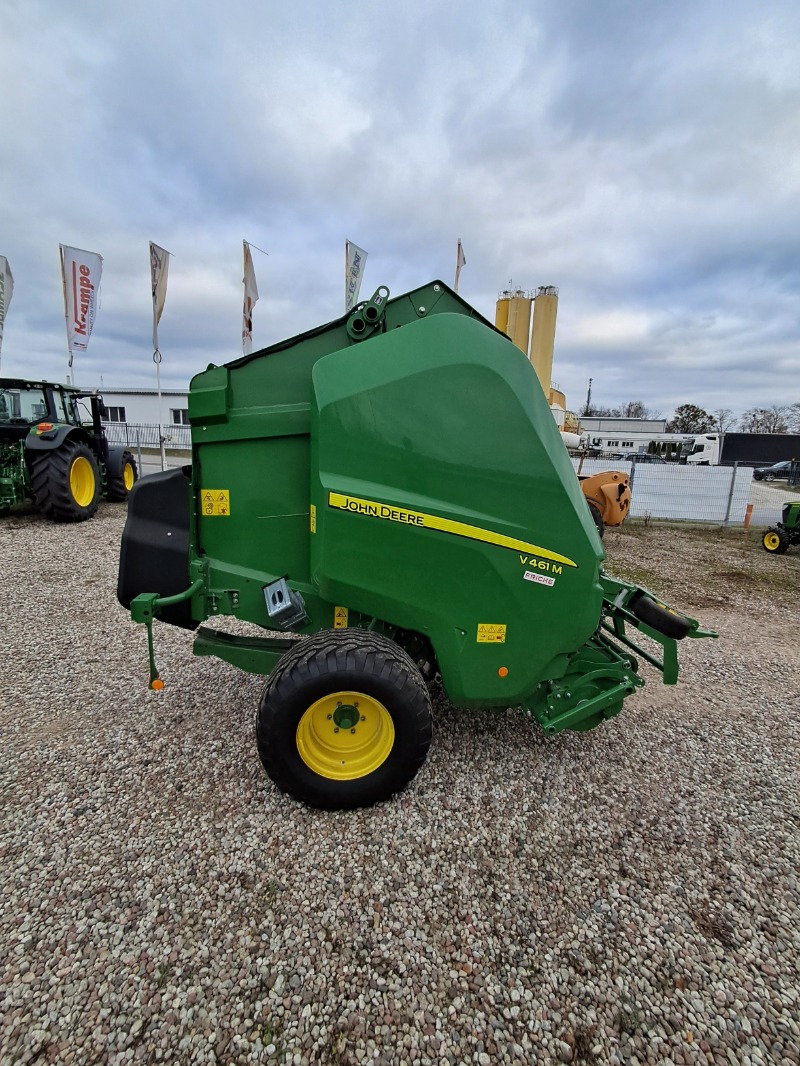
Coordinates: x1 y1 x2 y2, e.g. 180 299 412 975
192 434 313 626
310 313 605 706
185 282 502 634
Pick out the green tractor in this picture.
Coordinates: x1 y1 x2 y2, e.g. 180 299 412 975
762 501 800 555
118 280 715 810
0 377 138 521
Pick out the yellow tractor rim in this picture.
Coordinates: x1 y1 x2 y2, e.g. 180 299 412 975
764 532 780 551
123 462 135 491
296 690 394 780
70 456 95 507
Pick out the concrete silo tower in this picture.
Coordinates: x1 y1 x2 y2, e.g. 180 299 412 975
495 288 532 354
495 292 510 337
530 285 558 394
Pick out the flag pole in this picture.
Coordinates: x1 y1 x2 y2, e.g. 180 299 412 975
345 240 349 312
150 243 172 472
154 350 165 470
454 238 466 294
58 245 73 384
0 257 14 375
242 240 263 356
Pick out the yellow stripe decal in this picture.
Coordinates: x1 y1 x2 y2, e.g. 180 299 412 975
328 492 577 568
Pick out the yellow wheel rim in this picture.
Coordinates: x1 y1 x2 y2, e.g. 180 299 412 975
296 691 394 780
123 462 135 491
764 532 780 551
70 456 95 507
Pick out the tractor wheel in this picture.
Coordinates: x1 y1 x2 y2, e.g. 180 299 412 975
31 439 100 522
256 629 433 810
762 527 789 554
28 452 55 516
632 594 692 640
587 501 605 539
106 451 138 501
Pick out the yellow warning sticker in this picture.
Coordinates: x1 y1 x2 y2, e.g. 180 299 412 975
310 504 316 533
201 489 230 516
334 606 348 629
477 623 506 643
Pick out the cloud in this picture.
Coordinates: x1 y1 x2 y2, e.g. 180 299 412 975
0 0 798 421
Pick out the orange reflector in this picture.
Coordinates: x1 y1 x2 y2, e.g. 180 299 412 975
38 423 54 432
498 667 509 678
151 678 164 691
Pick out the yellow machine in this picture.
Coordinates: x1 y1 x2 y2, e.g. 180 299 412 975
576 468 631 537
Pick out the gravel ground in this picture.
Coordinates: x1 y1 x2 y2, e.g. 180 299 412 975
1 505 798 1066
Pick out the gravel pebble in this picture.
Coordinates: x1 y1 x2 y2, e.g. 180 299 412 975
1 505 799 1065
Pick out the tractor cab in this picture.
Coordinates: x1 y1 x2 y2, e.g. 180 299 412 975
0 380 57 442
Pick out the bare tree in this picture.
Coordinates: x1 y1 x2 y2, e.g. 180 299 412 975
584 400 662 419
739 405 789 433
710 408 737 433
617 400 663 419
788 401 800 432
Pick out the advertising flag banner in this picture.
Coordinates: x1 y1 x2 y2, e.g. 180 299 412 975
150 242 171 351
60 245 103 362
242 240 259 355
0 255 13 360
454 239 466 293
345 240 367 312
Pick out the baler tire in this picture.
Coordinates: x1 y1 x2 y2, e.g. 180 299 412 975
762 528 789 554
588 501 605 539
256 629 433 810
632 595 692 640
107 451 138 501
31 439 100 522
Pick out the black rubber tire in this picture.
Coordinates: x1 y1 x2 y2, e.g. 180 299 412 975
632 594 692 640
28 452 55 516
106 451 138 502
587 501 605 539
764 473 775 482
762 527 789 554
256 629 433 810
30 439 100 522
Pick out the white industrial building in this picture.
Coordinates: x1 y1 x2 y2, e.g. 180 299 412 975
580 417 693 456
86 387 190 426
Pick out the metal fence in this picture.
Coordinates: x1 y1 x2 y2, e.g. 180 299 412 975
573 457 793 527
102 421 191 451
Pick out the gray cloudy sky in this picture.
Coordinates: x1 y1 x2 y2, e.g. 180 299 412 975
1 0 799 420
